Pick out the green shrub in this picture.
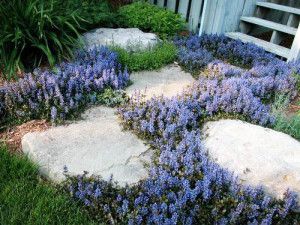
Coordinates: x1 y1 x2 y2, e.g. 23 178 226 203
112 42 177 72
118 1 186 39
107 0 133 9
271 94 300 140
67 0 116 29
0 144 96 225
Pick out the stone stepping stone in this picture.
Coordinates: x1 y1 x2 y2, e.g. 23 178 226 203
126 64 195 100
203 119 300 200
21 65 194 185
83 28 160 52
22 107 151 186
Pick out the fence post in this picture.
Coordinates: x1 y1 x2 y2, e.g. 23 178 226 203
288 22 300 61
199 0 208 35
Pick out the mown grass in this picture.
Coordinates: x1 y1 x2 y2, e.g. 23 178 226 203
0 144 96 225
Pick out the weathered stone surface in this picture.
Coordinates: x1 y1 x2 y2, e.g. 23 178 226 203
126 64 195 100
203 119 300 199
22 107 151 186
83 28 160 51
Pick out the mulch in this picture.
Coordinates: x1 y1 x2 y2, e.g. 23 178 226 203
0 72 5 87
285 95 300 118
0 120 51 153
0 70 51 153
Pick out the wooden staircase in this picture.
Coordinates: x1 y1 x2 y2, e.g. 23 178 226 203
226 1 300 61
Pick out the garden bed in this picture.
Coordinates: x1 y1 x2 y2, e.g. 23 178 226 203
1 1 300 224
1 34 300 225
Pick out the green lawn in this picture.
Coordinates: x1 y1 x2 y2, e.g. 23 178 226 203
0 144 96 225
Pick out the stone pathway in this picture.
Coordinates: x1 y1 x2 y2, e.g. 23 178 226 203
203 119 300 200
126 64 194 100
22 65 195 186
22 107 151 186
22 62 300 200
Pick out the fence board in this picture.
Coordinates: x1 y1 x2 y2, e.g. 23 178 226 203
199 0 209 34
289 22 300 61
188 0 204 32
201 0 219 34
223 0 246 33
167 0 176 11
178 0 189 20
164 0 168 7
242 0 264 16
150 0 268 34
157 0 164 7
212 0 227 34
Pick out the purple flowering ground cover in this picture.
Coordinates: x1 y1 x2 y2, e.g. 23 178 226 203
63 35 300 224
0 34 299 224
0 47 129 126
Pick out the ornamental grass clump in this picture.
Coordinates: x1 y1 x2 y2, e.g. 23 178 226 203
0 0 117 80
0 0 82 80
0 47 129 125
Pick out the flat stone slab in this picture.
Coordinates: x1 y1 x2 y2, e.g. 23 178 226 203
83 28 160 51
126 64 195 100
203 119 300 200
22 107 151 186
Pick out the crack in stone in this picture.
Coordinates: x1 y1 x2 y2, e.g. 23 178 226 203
98 148 152 173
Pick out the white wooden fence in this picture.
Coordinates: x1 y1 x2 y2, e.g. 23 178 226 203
148 0 291 34
149 0 248 34
148 0 205 32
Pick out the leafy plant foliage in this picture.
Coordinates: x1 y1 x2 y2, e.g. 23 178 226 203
107 0 133 9
118 1 186 39
112 42 177 72
95 88 129 107
0 0 81 79
0 0 116 80
0 47 129 126
174 34 294 73
68 0 117 29
271 94 300 140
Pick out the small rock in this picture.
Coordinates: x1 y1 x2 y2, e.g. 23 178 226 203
203 119 300 200
126 64 195 100
22 107 151 186
83 28 160 51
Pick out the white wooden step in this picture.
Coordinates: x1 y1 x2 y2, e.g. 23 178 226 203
257 2 300 15
226 32 290 58
241 16 297 35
